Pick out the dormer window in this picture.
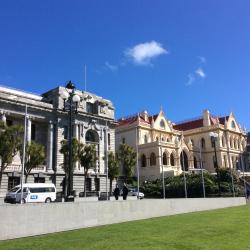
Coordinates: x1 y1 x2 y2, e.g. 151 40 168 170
160 119 165 129
231 121 236 129
87 102 94 114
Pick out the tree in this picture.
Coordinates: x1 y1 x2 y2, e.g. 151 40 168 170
107 151 119 195
79 144 97 197
22 141 46 183
60 138 80 197
117 143 136 183
0 122 23 188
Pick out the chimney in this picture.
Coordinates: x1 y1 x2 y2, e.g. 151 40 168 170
142 110 149 122
203 109 211 127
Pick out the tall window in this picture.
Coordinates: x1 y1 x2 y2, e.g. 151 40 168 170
95 178 100 191
31 124 36 141
224 155 227 168
194 156 198 168
141 154 147 167
86 102 94 114
163 152 167 165
222 136 225 147
63 126 68 140
144 134 148 144
8 177 20 190
150 153 156 166
231 121 236 129
170 153 175 166
86 178 92 191
108 133 111 146
201 138 206 149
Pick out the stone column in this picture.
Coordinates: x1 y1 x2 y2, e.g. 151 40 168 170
47 121 54 171
27 118 32 142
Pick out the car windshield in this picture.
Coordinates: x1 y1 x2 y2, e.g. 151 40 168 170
9 187 20 193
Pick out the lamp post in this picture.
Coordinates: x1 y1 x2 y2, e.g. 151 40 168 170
192 143 206 198
61 81 81 201
209 132 222 196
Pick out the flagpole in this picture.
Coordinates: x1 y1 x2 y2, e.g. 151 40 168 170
181 131 188 198
135 122 140 200
20 104 27 203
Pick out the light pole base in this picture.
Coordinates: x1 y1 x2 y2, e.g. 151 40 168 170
65 196 75 202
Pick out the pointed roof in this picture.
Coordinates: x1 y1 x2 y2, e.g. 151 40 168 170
117 112 159 127
173 115 229 131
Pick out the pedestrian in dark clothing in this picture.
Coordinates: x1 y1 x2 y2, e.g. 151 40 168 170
113 185 120 200
122 184 129 200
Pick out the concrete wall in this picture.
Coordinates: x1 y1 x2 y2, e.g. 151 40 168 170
0 197 246 241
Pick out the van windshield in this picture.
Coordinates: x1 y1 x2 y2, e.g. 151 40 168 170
9 187 20 193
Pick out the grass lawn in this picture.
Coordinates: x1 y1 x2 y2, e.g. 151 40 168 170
0 204 250 250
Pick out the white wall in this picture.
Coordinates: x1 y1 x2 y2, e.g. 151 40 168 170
0 197 245 241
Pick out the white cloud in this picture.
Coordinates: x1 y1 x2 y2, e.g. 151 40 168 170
198 56 206 64
105 61 118 71
125 41 168 65
186 74 195 86
195 67 206 78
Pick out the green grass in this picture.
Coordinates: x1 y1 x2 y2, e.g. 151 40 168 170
1 204 250 250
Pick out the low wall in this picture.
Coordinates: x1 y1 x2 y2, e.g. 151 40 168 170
0 197 246 240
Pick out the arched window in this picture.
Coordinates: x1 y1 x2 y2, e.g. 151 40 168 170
156 136 159 141
180 151 188 171
201 138 205 149
141 154 147 167
85 130 99 143
222 136 225 147
144 134 148 144
163 152 167 165
231 121 236 129
193 156 198 169
160 119 165 129
150 153 156 166
234 138 238 149
230 137 233 148
170 153 175 166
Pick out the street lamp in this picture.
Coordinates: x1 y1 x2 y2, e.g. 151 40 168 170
192 143 206 198
61 81 81 202
209 132 221 196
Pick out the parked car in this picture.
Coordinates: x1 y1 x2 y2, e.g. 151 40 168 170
4 183 56 204
120 187 144 199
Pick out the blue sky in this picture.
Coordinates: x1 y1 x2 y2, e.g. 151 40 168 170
0 1 249 129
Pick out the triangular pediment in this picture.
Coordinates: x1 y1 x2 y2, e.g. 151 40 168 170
152 110 172 132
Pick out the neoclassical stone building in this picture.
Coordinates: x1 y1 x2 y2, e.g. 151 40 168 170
0 84 115 197
116 109 248 182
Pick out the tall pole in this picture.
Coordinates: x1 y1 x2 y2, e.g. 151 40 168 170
135 126 140 200
21 104 27 203
199 142 206 198
181 132 188 198
105 121 109 201
160 143 165 199
240 153 247 199
68 94 73 198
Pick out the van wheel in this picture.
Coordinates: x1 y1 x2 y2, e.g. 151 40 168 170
45 198 51 203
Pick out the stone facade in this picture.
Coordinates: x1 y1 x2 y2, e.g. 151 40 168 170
116 109 248 182
0 85 116 197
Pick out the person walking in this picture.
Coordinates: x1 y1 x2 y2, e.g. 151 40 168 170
113 185 120 200
122 184 129 200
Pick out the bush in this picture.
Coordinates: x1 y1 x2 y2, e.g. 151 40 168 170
141 170 243 198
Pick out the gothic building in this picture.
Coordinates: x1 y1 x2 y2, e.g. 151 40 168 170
116 109 248 182
0 84 116 197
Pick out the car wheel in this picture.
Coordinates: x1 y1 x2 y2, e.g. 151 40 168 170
45 198 51 203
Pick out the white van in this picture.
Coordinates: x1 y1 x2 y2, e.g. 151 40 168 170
4 183 56 204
